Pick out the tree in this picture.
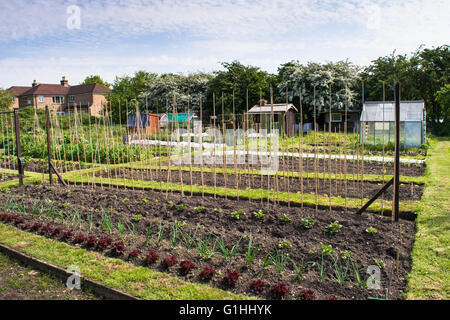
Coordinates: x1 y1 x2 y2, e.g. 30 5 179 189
80 75 112 88
108 71 158 123
206 61 279 119
0 88 13 110
434 84 450 134
278 61 360 121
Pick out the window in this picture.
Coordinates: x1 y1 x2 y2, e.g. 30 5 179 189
52 96 64 104
68 95 75 102
38 96 44 103
331 113 342 122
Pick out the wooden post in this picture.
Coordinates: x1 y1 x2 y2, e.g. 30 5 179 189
392 83 400 222
45 106 53 184
13 109 23 186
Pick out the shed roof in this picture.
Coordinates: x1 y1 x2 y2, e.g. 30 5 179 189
248 103 298 114
360 101 424 122
160 113 196 123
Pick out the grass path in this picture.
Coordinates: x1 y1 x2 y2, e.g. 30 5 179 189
405 137 449 300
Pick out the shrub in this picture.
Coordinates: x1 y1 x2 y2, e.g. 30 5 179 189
249 279 266 294
324 221 342 235
298 289 315 300
271 283 289 299
145 251 159 265
179 260 196 275
163 255 177 268
300 217 314 229
199 267 216 281
111 241 125 256
128 249 140 259
223 269 239 286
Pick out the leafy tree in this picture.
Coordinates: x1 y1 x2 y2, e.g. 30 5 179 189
278 61 360 121
206 61 279 119
0 88 13 110
434 84 450 134
80 75 112 88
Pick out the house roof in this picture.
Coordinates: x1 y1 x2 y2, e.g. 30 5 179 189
14 83 111 97
8 86 32 97
360 101 425 122
248 103 298 114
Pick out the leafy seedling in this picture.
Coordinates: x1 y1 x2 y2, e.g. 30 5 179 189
280 213 291 223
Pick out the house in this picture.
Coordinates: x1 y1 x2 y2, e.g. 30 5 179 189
7 76 112 116
127 113 161 134
247 100 297 137
318 109 361 132
360 101 426 148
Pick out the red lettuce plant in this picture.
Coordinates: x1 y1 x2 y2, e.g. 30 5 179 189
41 224 52 235
51 227 62 236
97 237 112 251
328 295 338 300
86 235 97 247
61 231 73 241
199 267 216 281
163 255 177 268
298 289 315 300
145 251 159 265
13 217 25 225
74 234 86 244
250 279 266 294
223 269 240 287
128 249 140 259
111 241 125 256
271 283 289 299
179 260 196 275
31 222 42 231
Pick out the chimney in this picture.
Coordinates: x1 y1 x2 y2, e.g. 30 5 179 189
32 80 37 87
60 76 69 86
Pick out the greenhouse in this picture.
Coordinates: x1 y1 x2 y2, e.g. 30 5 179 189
360 101 426 148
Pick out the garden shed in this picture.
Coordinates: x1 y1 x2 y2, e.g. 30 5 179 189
127 113 161 134
159 113 196 129
247 101 297 137
360 101 426 148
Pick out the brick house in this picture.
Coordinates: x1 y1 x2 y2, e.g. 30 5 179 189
8 76 112 116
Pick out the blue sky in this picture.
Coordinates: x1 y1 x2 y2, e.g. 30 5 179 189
0 0 448 87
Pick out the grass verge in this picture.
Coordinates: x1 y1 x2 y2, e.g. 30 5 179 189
405 137 449 300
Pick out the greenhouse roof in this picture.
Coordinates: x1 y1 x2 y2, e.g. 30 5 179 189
360 101 424 122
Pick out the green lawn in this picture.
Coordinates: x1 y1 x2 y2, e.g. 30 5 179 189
405 137 449 300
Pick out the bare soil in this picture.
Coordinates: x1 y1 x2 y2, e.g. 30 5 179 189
0 184 416 300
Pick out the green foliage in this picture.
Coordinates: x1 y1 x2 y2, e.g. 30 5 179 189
278 240 291 249
80 75 111 88
253 210 265 219
231 209 245 220
320 243 334 257
194 206 205 213
133 214 143 222
0 87 13 109
324 221 342 235
365 227 378 235
280 213 291 223
300 217 314 229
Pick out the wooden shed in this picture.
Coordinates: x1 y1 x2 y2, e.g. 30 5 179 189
127 113 161 134
247 101 297 137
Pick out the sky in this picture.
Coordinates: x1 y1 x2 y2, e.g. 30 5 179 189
0 0 449 88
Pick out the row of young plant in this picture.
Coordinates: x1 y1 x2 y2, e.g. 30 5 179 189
0 194 384 299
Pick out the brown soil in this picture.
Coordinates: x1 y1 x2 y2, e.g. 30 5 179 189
97 168 423 201
0 184 416 300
